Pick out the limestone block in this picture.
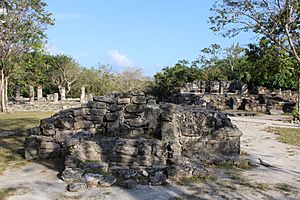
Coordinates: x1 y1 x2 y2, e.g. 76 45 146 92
74 120 94 130
117 98 131 105
98 175 117 187
107 104 123 112
132 96 146 104
24 136 40 160
124 118 148 128
55 130 75 142
125 104 145 113
42 129 56 136
61 168 85 182
149 171 167 186
93 96 116 104
116 145 138 156
59 119 74 129
86 101 106 109
40 141 60 149
67 183 87 192
105 112 119 122
88 108 107 116
161 122 180 139
73 108 86 116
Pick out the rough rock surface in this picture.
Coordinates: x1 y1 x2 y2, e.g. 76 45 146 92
24 92 241 188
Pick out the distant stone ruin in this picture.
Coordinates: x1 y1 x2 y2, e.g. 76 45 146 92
9 85 89 112
172 80 296 115
24 92 241 190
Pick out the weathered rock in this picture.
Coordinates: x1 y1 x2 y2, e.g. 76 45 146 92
98 175 117 187
67 182 87 192
125 104 145 113
24 136 40 160
42 129 55 136
118 98 131 105
61 168 85 183
84 173 104 186
74 120 94 129
141 170 149 177
132 96 146 104
120 179 137 189
24 93 243 188
93 96 116 104
149 171 167 186
105 112 119 122
107 104 122 112
55 130 75 142
86 101 106 109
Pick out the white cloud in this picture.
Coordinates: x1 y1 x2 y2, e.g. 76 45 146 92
107 50 134 68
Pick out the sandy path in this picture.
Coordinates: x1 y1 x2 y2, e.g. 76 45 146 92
231 115 300 199
0 115 299 199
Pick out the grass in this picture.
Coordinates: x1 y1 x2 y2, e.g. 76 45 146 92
178 175 207 185
0 111 54 174
275 183 293 192
0 111 54 132
265 127 300 146
0 188 18 200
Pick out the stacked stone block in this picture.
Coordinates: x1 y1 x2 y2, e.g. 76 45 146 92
24 92 242 187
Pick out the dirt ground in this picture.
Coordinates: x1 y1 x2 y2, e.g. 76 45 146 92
0 114 299 200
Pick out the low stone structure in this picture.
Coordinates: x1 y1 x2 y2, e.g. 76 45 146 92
24 92 241 189
169 93 295 114
180 80 248 95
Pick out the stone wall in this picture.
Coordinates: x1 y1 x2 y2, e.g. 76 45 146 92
24 92 241 188
169 93 295 114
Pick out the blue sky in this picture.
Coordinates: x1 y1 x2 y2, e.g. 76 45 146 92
44 0 256 76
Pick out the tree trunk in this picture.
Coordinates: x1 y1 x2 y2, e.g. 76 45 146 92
298 73 300 118
0 69 7 113
4 76 8 104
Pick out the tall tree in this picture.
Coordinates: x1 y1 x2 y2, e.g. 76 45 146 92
209 0 300 105
48 54 81 95
0 0 53 112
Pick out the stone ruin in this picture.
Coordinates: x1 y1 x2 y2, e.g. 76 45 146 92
9 85 90 112
24 92 242 191
172 81 296 115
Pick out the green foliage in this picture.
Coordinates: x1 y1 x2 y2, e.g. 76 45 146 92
209 0 300 68
0 0 53 112
9 52 56 97
292 108 300 120
47 54 81 94
153 60 204 99
245 40 297 90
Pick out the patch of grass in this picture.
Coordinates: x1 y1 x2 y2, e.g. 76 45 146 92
255 183 271 191
240 151 250 156
0 135 28 174
0 111 54 174
0 111 54 132
265 127 300 146
275 183 293 192
178 175 206 185
0 188 18 200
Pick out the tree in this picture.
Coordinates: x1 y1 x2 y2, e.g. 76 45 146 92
223 43 246 80
153 61 204 99
0 0 53 112
48 54 81 95
209 0 300 106
74 65 115 96
113 67 152 93
245 40 297 90
9 52 55 97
